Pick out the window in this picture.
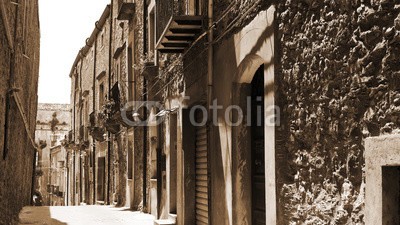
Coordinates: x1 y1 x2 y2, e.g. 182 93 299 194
99 83 105 107
128 135 133 179
128 46 134 101
101 32 104 47
188 0 202 15
84 100 89 140
148 9 155 54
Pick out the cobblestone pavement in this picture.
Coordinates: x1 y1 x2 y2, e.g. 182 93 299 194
18 206 155 225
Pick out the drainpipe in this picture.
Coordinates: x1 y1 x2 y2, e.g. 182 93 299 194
72 147 76 205
207 0 213 108
207 0 214 224
66 151 69 206
143 0 148 210
3 0 19 160
107 0 114 205
92 21 100 205
79 56 84 205
49 148 52 205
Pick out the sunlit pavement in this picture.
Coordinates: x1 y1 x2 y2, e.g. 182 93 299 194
18 206 155 225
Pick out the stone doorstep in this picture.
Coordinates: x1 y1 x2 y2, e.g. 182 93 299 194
154 219 176 225
154 214 177 225
168 213 177 221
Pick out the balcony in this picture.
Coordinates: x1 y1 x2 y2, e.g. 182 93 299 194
117 0 135 20
156 16 204 53
88 112 106 142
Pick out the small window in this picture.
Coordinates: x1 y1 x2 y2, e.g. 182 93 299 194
148 9 155 54
128 138 133 179
195 0 202 15
99 83 105 107
188 0 202 15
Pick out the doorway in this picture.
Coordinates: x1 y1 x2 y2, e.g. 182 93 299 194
251 65 266 225
194 110 209 225
169 113 178 214
97 157 106 202
382 166 400 225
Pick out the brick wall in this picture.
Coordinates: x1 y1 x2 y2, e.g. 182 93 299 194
0 0 40 224
276 1 400 224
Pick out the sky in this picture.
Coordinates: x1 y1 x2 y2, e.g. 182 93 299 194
38 0 110 104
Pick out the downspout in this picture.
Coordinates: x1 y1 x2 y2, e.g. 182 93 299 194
72 145 76 205
92 21 100 205
3 0 19 160
72 74 76 206
107 0 114 205
207 0 214 224
207 0 213 111
79 56 84 205
49 148 52 205
66 151 69 206
143 0 148 210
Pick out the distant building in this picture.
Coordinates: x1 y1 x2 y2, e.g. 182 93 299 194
35 103 71 205
0 1 40 224
49 145 68 206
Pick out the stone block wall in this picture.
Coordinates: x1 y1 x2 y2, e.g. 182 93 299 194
0 0 40 224
276 0 400 224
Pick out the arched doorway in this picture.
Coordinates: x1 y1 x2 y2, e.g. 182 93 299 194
251 64 266 225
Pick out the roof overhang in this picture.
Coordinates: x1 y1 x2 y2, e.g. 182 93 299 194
156 16 204 54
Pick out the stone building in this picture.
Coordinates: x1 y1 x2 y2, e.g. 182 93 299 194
67 6 111 206
49 145 68 206
68 0 400 225
35 103 70 205
0 0 40 224
67 4 132 207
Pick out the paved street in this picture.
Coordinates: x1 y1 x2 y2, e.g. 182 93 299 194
18 206 155 225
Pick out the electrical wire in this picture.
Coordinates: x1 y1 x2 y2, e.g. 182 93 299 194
128 0 265 102
214 0 264 43
133 1 239 99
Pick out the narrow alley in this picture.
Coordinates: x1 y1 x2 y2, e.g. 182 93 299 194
1 0 400 224
18 206 154 225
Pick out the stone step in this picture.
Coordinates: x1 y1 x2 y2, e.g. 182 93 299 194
168 213 177 221
154 219 176 225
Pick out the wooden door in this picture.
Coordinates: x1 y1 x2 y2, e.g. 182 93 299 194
97 157 105 201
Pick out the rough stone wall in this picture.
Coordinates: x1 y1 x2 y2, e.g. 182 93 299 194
0 0 40 224
276 1 400 224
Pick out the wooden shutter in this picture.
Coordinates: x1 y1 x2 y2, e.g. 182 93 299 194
195 123 208 225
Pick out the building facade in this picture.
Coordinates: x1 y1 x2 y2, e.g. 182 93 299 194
49 145 68 206
35 103 71 206
0 0 40 224
67 0 400 225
